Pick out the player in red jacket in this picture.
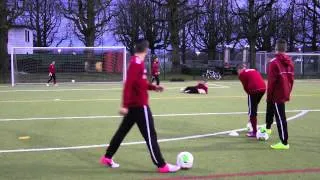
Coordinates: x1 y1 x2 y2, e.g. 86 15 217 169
151 57 160 85
46 61 56 86
100 39 180 173
237 64 266 138
265 39 294 150
180 81 208 94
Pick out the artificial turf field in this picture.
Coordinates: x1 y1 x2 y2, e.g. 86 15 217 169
0 80 320 180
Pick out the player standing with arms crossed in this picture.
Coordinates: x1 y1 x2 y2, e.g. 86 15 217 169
151 57 160 85
46 61 57 86
100 39 180 173
264 39 294 150
237 64 266 138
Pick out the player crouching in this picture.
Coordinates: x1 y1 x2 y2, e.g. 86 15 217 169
237 64 266 138
180 81 208 94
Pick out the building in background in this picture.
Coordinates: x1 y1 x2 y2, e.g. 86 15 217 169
7 25 33 54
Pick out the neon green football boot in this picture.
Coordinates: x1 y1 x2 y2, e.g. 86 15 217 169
259 127 272 136
266 129 272 136
270 142 290 150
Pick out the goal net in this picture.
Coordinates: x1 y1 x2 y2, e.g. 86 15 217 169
10 47 127 86
256 52 320 76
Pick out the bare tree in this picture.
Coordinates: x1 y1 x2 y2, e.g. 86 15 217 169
301 0 320 51
113 0 143 54
25 0 63 47
60 0 113 46
140 0 169 55
189 0 238 60
113 0 169 55
151 0 196 70
232 0 277 68
0 0 25 83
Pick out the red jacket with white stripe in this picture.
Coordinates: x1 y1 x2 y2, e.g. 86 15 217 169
238 69 266 95
122 56 156 108
196 83 208 94
267 53 294 103
49 64 56 73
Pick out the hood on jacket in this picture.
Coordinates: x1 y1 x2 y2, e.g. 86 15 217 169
276 53 292 67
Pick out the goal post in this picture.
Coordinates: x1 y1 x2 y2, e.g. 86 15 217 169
255 52 320 76
10 46 127 86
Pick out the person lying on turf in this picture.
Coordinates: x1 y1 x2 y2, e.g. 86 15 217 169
180 81 208 94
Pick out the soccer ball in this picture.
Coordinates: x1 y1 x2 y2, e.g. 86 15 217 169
256 128 269 141
177 152 194 169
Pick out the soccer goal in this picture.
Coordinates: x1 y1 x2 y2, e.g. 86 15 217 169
256 52 320 76
10 46 127 86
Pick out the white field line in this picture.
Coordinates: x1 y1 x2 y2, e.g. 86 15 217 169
207 83 230 88
0 95 245 103
0 94 318 103
0 88 123 93
0 110 309 153
0 85 229 93
1 109 319 122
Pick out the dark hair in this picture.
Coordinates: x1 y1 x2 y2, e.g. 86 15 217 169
236 63 246 70
134 39 149 53
152 55 158 61
276 39 287 52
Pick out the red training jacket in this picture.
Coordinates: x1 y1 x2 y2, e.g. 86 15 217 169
267 53 294 103
49 64 56 73
238 69 266 95
122 56 157 108
152 62 160 76
196 83 208 94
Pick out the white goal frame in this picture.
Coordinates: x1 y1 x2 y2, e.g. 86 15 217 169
10 46 127 87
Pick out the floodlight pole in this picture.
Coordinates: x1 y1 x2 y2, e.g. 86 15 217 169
11 47 15 87
195 51 201 80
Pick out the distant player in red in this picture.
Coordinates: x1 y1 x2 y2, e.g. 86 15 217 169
46 61 56 86
180 81 208 94
237 64 266 137
100 39 180 173
266 39 294 150
151 57 160 85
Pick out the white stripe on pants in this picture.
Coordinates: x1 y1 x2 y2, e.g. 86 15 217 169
143 106 158 164
248 95 252 117
275 103 285 141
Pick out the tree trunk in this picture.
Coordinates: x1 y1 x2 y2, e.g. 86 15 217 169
168 0 180 72
0 0 9 83
86 0 95 47
181 26 186 64
208 48 216 61
249 40 256 69
0 27 9 83
311 3 318 51
288 3 295 51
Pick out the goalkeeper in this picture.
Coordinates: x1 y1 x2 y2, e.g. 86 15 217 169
46 61 56 86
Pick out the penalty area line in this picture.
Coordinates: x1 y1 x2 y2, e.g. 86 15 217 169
0 109 317 122
0 110 308 153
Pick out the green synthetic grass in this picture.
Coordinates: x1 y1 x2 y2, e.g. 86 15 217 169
0 80 320 180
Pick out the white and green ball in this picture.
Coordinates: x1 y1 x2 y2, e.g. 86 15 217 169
256 128 269 141
177 152 194 169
